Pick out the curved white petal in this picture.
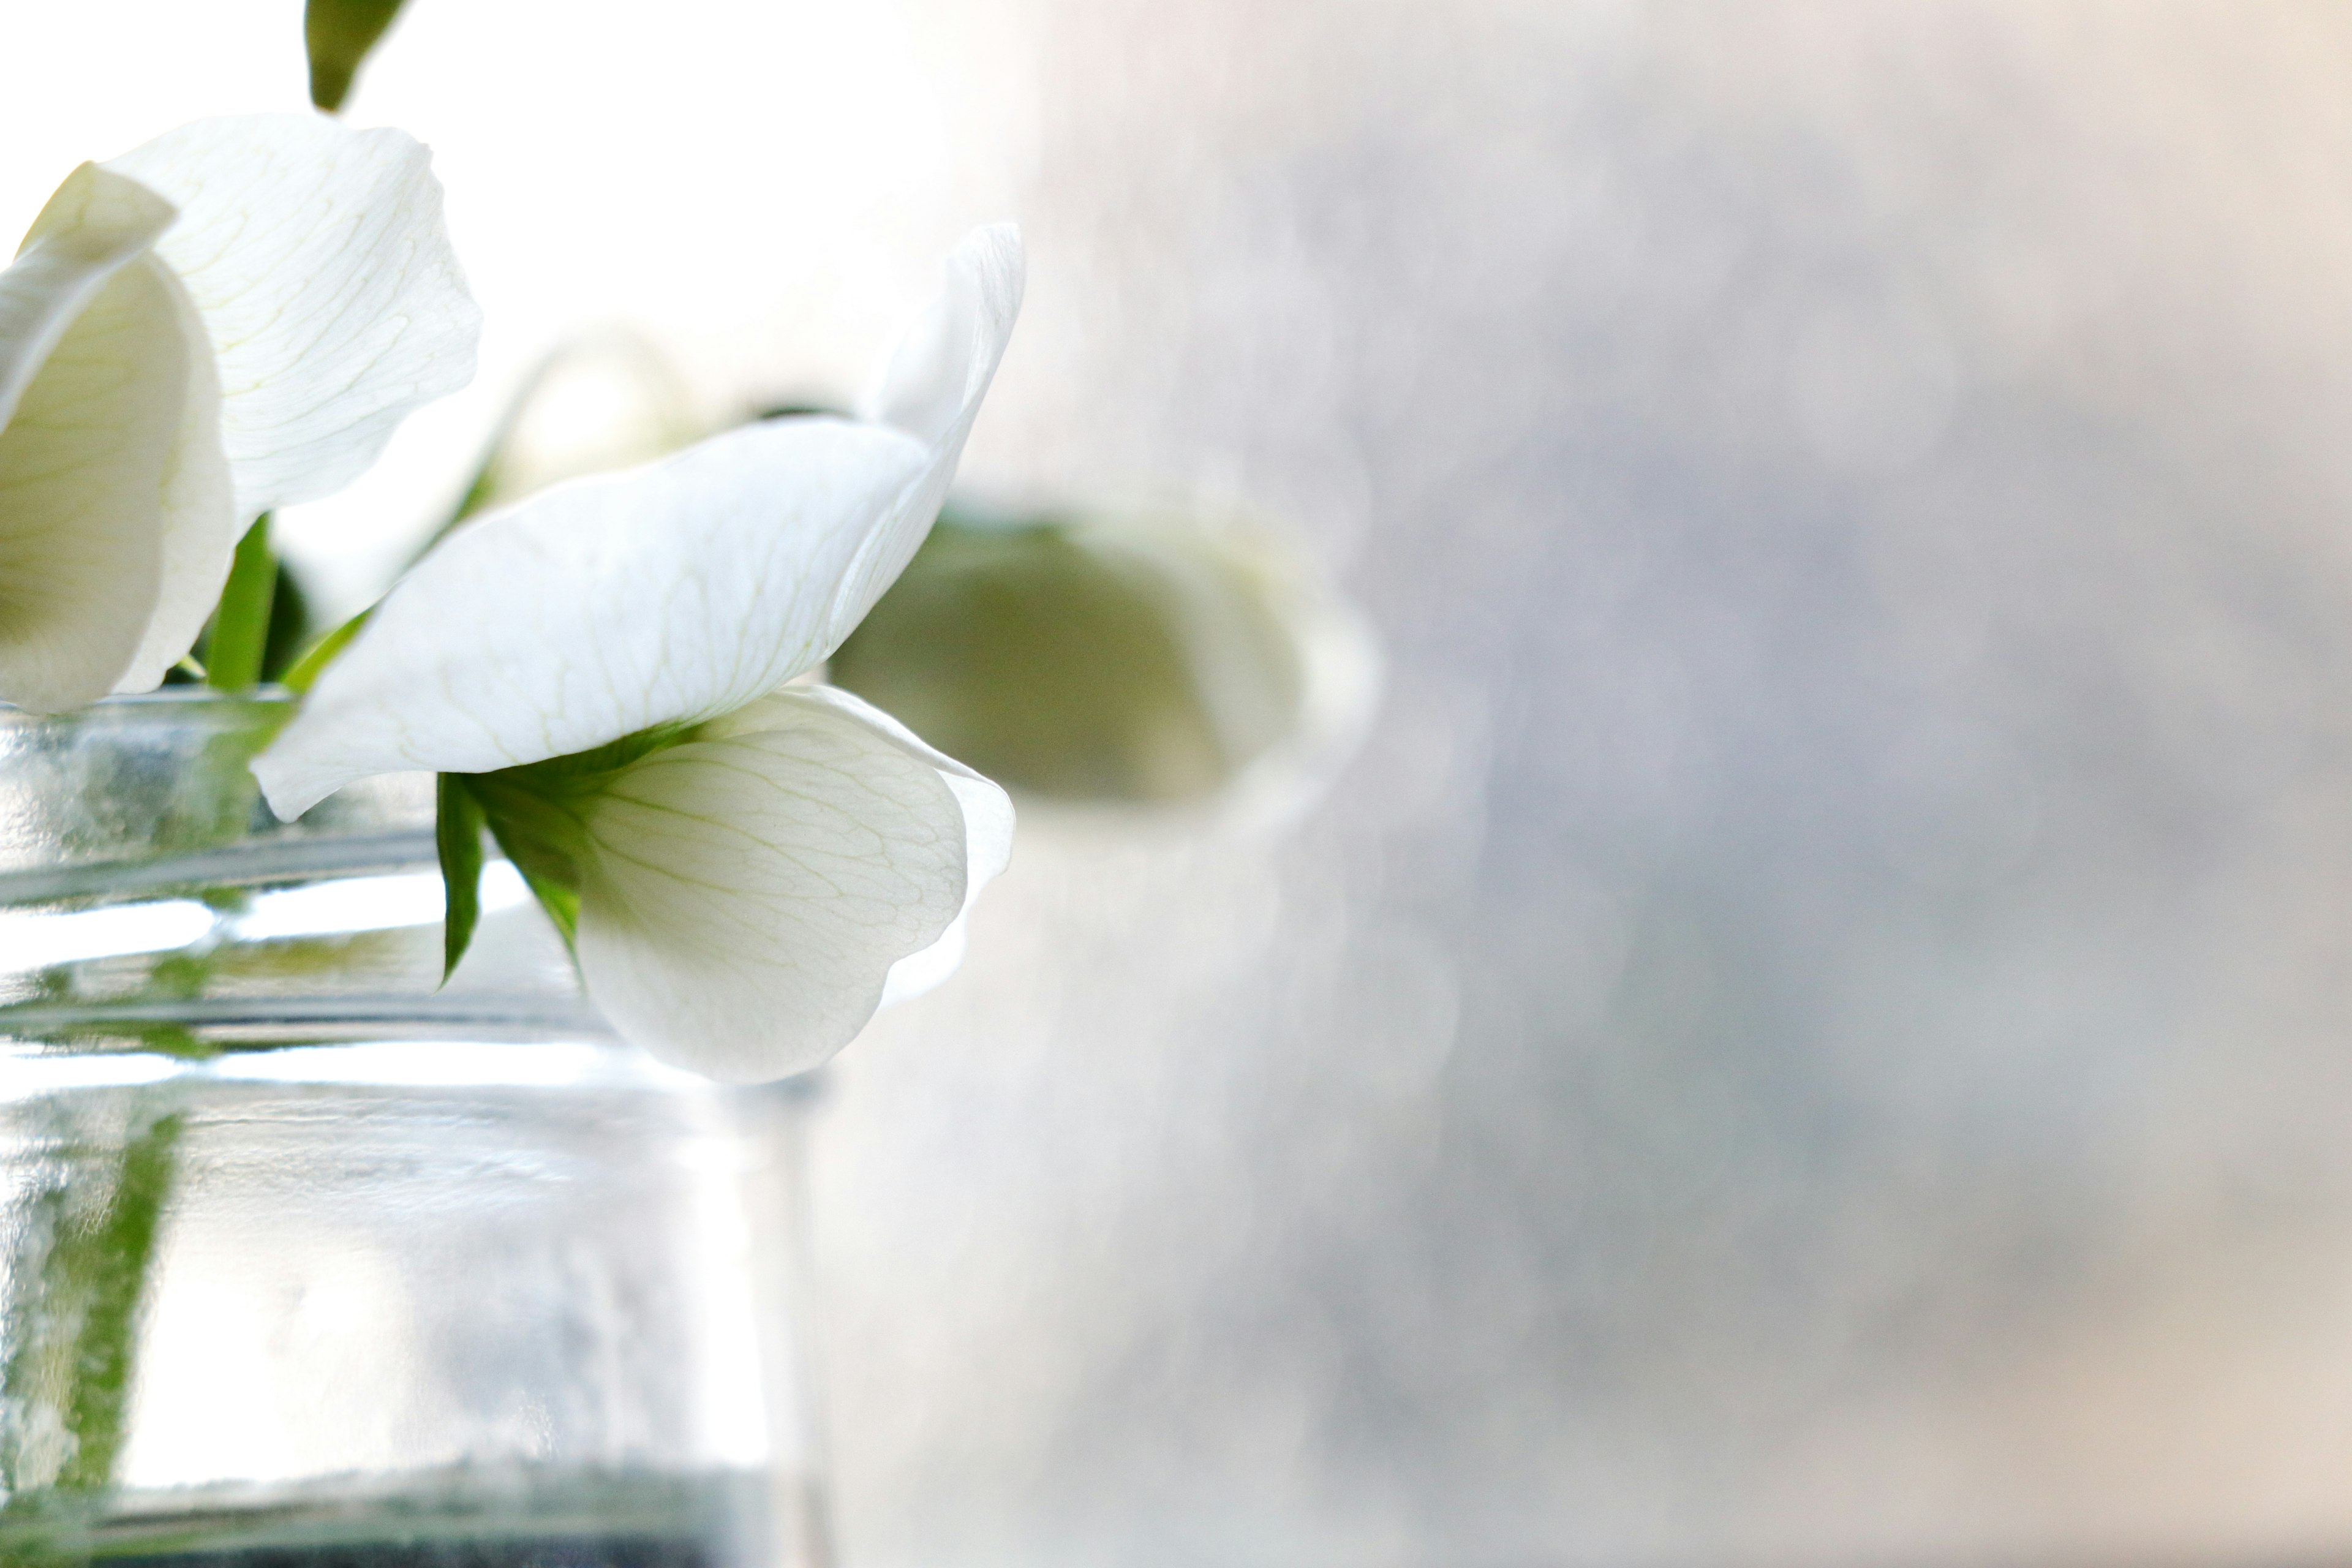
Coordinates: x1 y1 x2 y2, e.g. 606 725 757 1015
255 225 1019 820
877 914 969 1010
714 684 1014 1010
572 687 987 1082
105 113 481 519
254 417 930 818
835 223 1025 645
0 164 173 428
113 260 234 693
0 167 192 710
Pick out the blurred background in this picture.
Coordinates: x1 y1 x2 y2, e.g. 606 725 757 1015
18 1 2352 1562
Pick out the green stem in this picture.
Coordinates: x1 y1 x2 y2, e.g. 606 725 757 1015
2 1109 185 1515
280 608 369 695
53 1114 182 1494
205 516 277 693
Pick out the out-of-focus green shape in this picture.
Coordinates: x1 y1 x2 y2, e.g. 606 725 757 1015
834 519 1218 801
829 508 1378 810
280 602 361 695
306 0 409 113
2 1108 184 1513
259 562 312 682
205 515 279 693
165 561 313 688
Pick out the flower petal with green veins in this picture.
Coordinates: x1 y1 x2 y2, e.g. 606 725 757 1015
0 167 189 711
254 417 930 818
709 684 1015 1011
253 225 1023 820
570 686 1009 1082
105 114 481 522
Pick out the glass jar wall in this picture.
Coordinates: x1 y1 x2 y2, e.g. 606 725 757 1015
0 693 824 1567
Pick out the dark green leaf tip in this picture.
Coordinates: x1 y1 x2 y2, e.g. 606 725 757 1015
306 0 410 113
435 774 488 985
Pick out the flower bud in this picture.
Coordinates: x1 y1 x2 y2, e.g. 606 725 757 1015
828 508 1378 816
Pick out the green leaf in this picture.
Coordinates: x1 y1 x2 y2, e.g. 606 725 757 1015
169 559 310 688
510 864 580 955
260 561 314 684
467 770 593 959
306 0 409 113
456 721 707 961
280 606 371 695
203 514 277 693
435 774 488 984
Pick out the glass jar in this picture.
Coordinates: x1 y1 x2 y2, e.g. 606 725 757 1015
0 693 826 1566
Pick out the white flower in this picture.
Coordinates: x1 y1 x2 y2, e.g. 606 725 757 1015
830 506 1382 821
0 113 479 712
254 225 1025 1081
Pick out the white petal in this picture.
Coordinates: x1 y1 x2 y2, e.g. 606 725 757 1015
0 164 173 430
877 913 969 1010
105 113 481 520
573 687 980 1082
835 224 1025 645
0 167 190 710
715 684 1014 1009
254 417 930 818
113 262 235 694
255 226 1020 819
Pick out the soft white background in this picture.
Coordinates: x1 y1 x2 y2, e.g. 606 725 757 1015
0 0 1034 616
